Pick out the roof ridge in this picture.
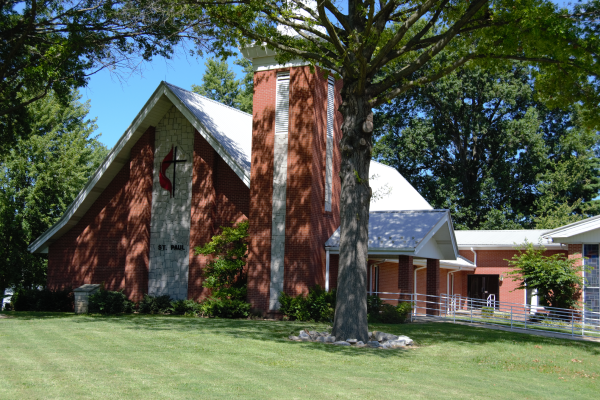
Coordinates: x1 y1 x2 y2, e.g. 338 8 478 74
164 81 252 117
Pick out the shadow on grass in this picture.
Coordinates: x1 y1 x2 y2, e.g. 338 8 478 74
3 311 600 357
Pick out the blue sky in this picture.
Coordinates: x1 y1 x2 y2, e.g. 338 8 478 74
83 1 573 148
82 51 247 148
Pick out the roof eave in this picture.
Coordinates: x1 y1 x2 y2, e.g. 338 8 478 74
29 82 251 254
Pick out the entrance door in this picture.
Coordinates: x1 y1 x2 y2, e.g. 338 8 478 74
468 275 500 305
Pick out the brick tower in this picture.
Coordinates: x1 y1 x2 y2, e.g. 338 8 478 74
242 46 343 312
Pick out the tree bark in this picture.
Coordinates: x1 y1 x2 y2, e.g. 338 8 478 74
331 83 372 343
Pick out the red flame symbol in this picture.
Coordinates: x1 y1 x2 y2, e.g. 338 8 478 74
159 147 173 197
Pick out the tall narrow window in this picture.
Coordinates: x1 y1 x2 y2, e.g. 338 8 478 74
269 71 290 311
275 73 290 134
584 244 599 318
324 76 334 212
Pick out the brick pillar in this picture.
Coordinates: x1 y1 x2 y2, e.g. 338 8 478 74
568 244 584 302
188 131 218 301
426 258 440 316
125 127 155 302
398 255 414 301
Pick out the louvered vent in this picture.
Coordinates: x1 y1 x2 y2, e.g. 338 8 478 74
326 76 335 138
275 72 290 135
325 76 335 212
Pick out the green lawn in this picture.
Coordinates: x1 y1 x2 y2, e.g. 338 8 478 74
0 313 598 399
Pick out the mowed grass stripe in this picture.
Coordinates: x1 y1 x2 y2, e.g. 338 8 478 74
0 314 599 399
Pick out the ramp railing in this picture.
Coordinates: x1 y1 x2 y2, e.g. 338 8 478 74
372 291 600 339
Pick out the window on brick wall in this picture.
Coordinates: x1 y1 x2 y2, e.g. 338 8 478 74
324 76 334 212
584 244 599 316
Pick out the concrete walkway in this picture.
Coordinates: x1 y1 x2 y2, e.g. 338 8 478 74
411 315 600 343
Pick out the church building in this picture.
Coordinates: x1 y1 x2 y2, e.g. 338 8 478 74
28 45 598 316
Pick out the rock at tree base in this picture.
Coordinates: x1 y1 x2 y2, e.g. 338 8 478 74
288 330 413 349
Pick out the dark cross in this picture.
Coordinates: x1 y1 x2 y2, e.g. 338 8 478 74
163 146 187 197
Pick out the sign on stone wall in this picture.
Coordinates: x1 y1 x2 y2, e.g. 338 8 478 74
148 106 194 300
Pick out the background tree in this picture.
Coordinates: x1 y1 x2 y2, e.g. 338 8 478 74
193 0 600 341
373 65 600 230
192 57 253 113
507 242 584 310
233 57 254 114
0 0 213 154
0 90 108 301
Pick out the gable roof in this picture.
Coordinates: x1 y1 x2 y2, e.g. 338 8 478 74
325 210 458 260
28 82 252 254
541 215 600 239
369 161 432 211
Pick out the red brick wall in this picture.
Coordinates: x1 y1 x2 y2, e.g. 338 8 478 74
247 66 342 311
188 131 250 301
47 127 155 298
47 124 250 303
458 248 568 304
247 68 277 311
124 129 155 301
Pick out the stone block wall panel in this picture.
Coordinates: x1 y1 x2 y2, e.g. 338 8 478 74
148 106 194 300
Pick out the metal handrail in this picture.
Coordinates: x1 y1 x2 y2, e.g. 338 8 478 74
370 291 600 339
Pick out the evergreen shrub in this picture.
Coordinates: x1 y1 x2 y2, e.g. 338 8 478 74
88 289 134 314
367 295 412 324
279 285 336 322
198 298 251 318
138 294 172 314
170 299 200 315
12 287 73 312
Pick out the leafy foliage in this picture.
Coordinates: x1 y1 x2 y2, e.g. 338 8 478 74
0 0 214 150
0 90 108 298
138 294 173 314
191 57 253 113
367 295 412 324
11 287 73 312
278 285 336 322
88 288 134 315
197 298 251 319
373 65 600 230
194 222 249 300
506 242 584 309
170 299 201 316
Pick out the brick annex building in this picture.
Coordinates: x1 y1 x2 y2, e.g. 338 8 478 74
29 46 600 315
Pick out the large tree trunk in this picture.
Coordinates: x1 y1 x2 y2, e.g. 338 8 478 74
331 83 372 343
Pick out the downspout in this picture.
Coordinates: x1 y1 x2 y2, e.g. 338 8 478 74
325 249 330 292
470 247 477 266
414 266 426 294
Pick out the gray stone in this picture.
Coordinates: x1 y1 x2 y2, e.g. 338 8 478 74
373 331 399 342
397 335 414 345
288 335 300 341
324 336 336 343
346 339 358 344
299 330 310 338
316 336 326 343
333 341 351 346
367 341 381 348
389 340 406 348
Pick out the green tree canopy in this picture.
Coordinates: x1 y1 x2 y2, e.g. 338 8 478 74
192 57 253 113
507 242 584 309
0 0 213 153
373 65 600 230
190 0 600 341
0 90 108 298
